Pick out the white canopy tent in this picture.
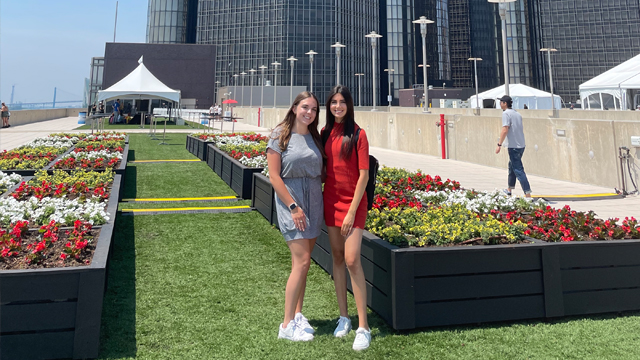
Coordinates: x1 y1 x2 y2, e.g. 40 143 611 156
97 56 181 104
468 83 562 110
579 53 640 110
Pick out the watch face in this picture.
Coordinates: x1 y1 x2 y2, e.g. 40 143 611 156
289 203 297 210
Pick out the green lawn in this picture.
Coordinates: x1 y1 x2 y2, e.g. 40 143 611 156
75 120 193 130
99 133 640 359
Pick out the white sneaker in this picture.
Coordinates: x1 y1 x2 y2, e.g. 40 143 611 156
352 327 371 351
278 320 314 341
295 312 315 334
333 316 352 338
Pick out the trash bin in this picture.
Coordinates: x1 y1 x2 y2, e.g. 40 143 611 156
78 112 87 124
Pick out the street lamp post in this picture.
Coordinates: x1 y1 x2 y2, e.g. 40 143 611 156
240 72 247 107
488 0 517 96
214 80 221 105
271 61 281 108
384 69 394 108
305 50 317 93
259 65 267 108
232 74 239 101
418 64 430 109
365 31 383 111
287 56 298 103
331 42 346 85
540 48 558 113
248 69 257 108
413 16 434 113
355 73 364 107
468 57 483 114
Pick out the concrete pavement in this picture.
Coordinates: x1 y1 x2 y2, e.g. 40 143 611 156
2 116 638 221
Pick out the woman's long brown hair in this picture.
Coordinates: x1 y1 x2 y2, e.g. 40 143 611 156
272 91 326 159
323 86 356 160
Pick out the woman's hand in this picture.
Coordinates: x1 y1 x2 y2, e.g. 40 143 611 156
291 207 307 232
341 210 355 236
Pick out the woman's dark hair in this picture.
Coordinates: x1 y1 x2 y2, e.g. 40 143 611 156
323 86 356 160
271 91 325 159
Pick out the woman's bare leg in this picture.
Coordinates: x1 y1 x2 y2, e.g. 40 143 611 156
345 228 368 330
283 238 314 326
327 226 349 317
295 238 316 314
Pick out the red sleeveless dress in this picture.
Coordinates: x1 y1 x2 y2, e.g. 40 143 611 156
323 122 370 229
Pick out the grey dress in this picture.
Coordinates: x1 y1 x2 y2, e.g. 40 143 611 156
267 130 323 241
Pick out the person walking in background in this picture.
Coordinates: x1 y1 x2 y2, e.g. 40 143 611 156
322 86 372 351
266 91 325 342
496 95 532 198
2 102 10 128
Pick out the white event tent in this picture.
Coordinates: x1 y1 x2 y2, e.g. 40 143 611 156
97 56 181 104
468 83 562 110
579 53 640 110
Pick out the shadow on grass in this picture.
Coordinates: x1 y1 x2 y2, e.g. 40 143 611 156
98 214 137 359
122 164 137 200
127 148 135 162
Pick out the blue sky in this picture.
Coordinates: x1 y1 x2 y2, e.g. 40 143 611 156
0 0 147 104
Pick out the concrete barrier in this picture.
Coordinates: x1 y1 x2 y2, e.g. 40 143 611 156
6 108 82 127
231 107 640 189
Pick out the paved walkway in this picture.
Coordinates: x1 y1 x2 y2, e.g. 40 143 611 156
2 116 639 221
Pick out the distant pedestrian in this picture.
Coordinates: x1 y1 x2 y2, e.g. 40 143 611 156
570 104 575 110
1 102 10 128
495 95 531 198
99 101 105 113
209 104 215 116
523 104 528 109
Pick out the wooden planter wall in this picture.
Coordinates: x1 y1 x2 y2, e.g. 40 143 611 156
0 175 122 360
207 144 263 199
186 135 216 162
250 176 640 330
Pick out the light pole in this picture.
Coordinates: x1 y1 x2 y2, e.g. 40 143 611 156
418 64 430 109
240 71 247 107
287 56 298 103
305 50 317 93
365 31 382 110
413 16 434 113
248 69 257 108
540 48 558 113
331 42 346 85
468 57 482 114
259 65 267 108
384 69 394 108
488 0 517 96
271 61 281 108
232 74 239 100
214 80 221 105
355 73 364 107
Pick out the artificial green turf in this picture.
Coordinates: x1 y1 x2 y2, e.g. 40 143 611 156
117 200 251 211
126 133 196 160
75 120 193 130
99 131 640 359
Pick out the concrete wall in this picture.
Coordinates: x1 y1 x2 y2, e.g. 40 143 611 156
7 108 81 127
232 107 640 189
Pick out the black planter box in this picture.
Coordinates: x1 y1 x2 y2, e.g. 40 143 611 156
0 174 122 360
207 144 216 171
250 177 640 330
209 145 264 199
186 135 216 162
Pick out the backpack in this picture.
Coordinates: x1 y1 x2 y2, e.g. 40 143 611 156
322 127 379 211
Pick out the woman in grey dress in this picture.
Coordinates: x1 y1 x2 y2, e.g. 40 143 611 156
266 91 325 342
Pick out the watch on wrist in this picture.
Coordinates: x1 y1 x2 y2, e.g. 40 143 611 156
289 202 298 211
497 143 502 147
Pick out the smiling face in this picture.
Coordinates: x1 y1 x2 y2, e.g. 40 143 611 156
330 93 348 122
293 97 318 127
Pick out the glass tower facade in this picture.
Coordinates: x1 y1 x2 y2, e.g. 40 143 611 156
88 57 104 107
529 0 640 103
197 0 380 105
147 0 198 44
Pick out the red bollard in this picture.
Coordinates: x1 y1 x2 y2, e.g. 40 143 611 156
440 114 446 159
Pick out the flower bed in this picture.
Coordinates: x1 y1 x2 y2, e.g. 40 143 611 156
0 174 121 359
0 171 21 195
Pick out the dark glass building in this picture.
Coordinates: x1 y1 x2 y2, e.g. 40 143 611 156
147 0 198 44
529 0 640 103
196 0 380 105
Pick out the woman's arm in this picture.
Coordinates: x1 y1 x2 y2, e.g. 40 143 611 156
266 148 307 231
341 169 368 236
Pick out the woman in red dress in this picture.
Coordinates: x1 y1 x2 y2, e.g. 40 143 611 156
322 86 371 350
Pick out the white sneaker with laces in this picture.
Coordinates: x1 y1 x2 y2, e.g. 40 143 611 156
352 327 371 350
295 312 315 334
333 316 352 338
278 320 314 341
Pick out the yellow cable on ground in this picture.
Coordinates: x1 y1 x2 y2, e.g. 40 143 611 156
121 205 251 213
122 196 237 202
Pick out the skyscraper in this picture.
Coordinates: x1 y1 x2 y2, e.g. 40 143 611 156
196 0 380 105
147 0 198 44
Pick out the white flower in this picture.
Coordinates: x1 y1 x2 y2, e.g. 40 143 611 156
0 196 110 226
238 155 267 168
0 171 22 193
413 188 546 213
61 150 123 161
21 137 74 149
